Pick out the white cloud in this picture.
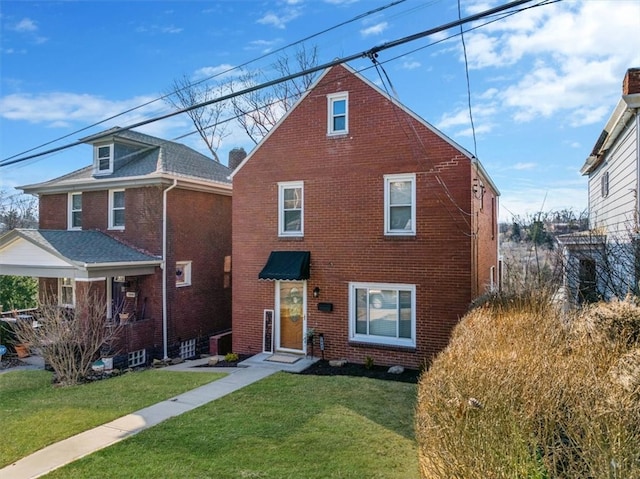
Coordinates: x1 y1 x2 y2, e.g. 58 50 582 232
257 8 301 29
13 18 37 32
513 162 536 171
360 21 388 37
401 59 421 70
193 64 236 80
161 25 183 34
0 92 174 130
458 1 640 126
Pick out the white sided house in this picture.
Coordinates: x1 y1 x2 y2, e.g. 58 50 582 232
559 67 640 303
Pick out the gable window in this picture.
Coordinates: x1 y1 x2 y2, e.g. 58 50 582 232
278 181 303 236
327 92 348 135
601 171 609 198
384 174 416 235
68 192 82 230
109 189 125 230
176 261 192 287
94 144 113 175
349 282 416 348
58 278 75 307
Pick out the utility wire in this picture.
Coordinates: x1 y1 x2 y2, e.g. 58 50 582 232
3 0 408 163
1 0 540 168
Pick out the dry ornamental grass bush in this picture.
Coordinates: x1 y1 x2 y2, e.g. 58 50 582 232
416 291 640 479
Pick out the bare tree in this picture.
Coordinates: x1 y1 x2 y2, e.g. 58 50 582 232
165 75 231 162
230 45 319 145
13 289 121 386
0 188 38 232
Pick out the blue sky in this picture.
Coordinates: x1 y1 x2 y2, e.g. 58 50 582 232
1 0 639 221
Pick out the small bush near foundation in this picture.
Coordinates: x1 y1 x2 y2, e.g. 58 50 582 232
416 291 640 479
224 352 239 363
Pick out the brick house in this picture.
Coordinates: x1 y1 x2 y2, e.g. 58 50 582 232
230 64 499 369
559 67 640 303
0 128 232 366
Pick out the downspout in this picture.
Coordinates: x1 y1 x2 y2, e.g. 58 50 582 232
162 179 178 360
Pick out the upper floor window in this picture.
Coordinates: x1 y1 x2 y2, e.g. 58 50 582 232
109 189 125 230
278 181 303 237
58 277 75 307
384 174 416 235
94 144 114 175
601 171 609 198
68 192 82 230
327 92 348 135
349 282 416 348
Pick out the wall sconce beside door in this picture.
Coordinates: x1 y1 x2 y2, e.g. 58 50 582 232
313 286 320 298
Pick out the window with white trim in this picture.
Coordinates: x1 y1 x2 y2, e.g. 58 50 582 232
58 278 75 307
68 192 82 230
278 181 303 236
349 282 416 348
180 339 196 359
176 261 192 287
109 189 125 229
327 92 348 135
384 174 416 235
128 349 146 367
94 144 113 175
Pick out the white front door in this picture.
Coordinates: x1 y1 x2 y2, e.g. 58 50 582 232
276 281 306 353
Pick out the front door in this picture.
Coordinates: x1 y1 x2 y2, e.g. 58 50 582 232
277 281 305 352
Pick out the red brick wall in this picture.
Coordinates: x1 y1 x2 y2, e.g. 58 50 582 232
37 184 232 358
165 188 232 349
232 65 495 369
38 194 67 229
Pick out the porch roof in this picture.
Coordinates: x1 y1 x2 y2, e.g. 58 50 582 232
0 229 161 279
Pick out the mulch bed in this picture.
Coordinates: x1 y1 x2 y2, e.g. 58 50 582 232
194 354 253 368
0 357 26 371
298 359 421 383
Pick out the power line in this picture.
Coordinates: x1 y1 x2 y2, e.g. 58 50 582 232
2 0 408 163
1 0 540 168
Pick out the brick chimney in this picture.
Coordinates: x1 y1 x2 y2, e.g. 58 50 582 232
623 67 640 95
228 147 247 171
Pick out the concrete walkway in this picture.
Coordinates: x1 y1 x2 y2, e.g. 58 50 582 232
1 353 317 479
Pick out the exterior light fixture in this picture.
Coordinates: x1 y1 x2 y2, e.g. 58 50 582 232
313 286 320 298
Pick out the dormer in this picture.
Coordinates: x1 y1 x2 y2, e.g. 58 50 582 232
94 142 114 176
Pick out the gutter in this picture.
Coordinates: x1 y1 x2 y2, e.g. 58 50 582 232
162 179 178 360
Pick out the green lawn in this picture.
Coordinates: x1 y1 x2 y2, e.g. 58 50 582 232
0 369 225 467
44 373 419 479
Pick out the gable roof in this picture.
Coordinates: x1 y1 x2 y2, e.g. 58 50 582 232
20 128 232 195
0 229 161 279
229 63 498 194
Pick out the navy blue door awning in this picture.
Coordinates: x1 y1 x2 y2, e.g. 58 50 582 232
258 251 310 281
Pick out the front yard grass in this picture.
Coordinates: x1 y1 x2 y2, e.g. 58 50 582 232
45 372 419 479
0 369 225 467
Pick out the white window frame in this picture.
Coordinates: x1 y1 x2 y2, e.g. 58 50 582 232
327 92 348 136
128 349 146 367
109 189 125 230
384 174 416 236
349 282 416 348
68 192 82 230
176 261 192 287
94 144 114 175
278 181 304 237
180 339 196 359
58 278 75 308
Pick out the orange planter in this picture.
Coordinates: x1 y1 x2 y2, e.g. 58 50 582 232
15 344 30 358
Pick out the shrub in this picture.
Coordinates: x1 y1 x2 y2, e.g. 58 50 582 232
416 292 640 478
224 352 239 363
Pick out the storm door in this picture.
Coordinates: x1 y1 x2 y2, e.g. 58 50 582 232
276 281 306 353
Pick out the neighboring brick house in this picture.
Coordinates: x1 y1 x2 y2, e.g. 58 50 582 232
230 64 499 369
0 128 232 366
559 67 640 303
